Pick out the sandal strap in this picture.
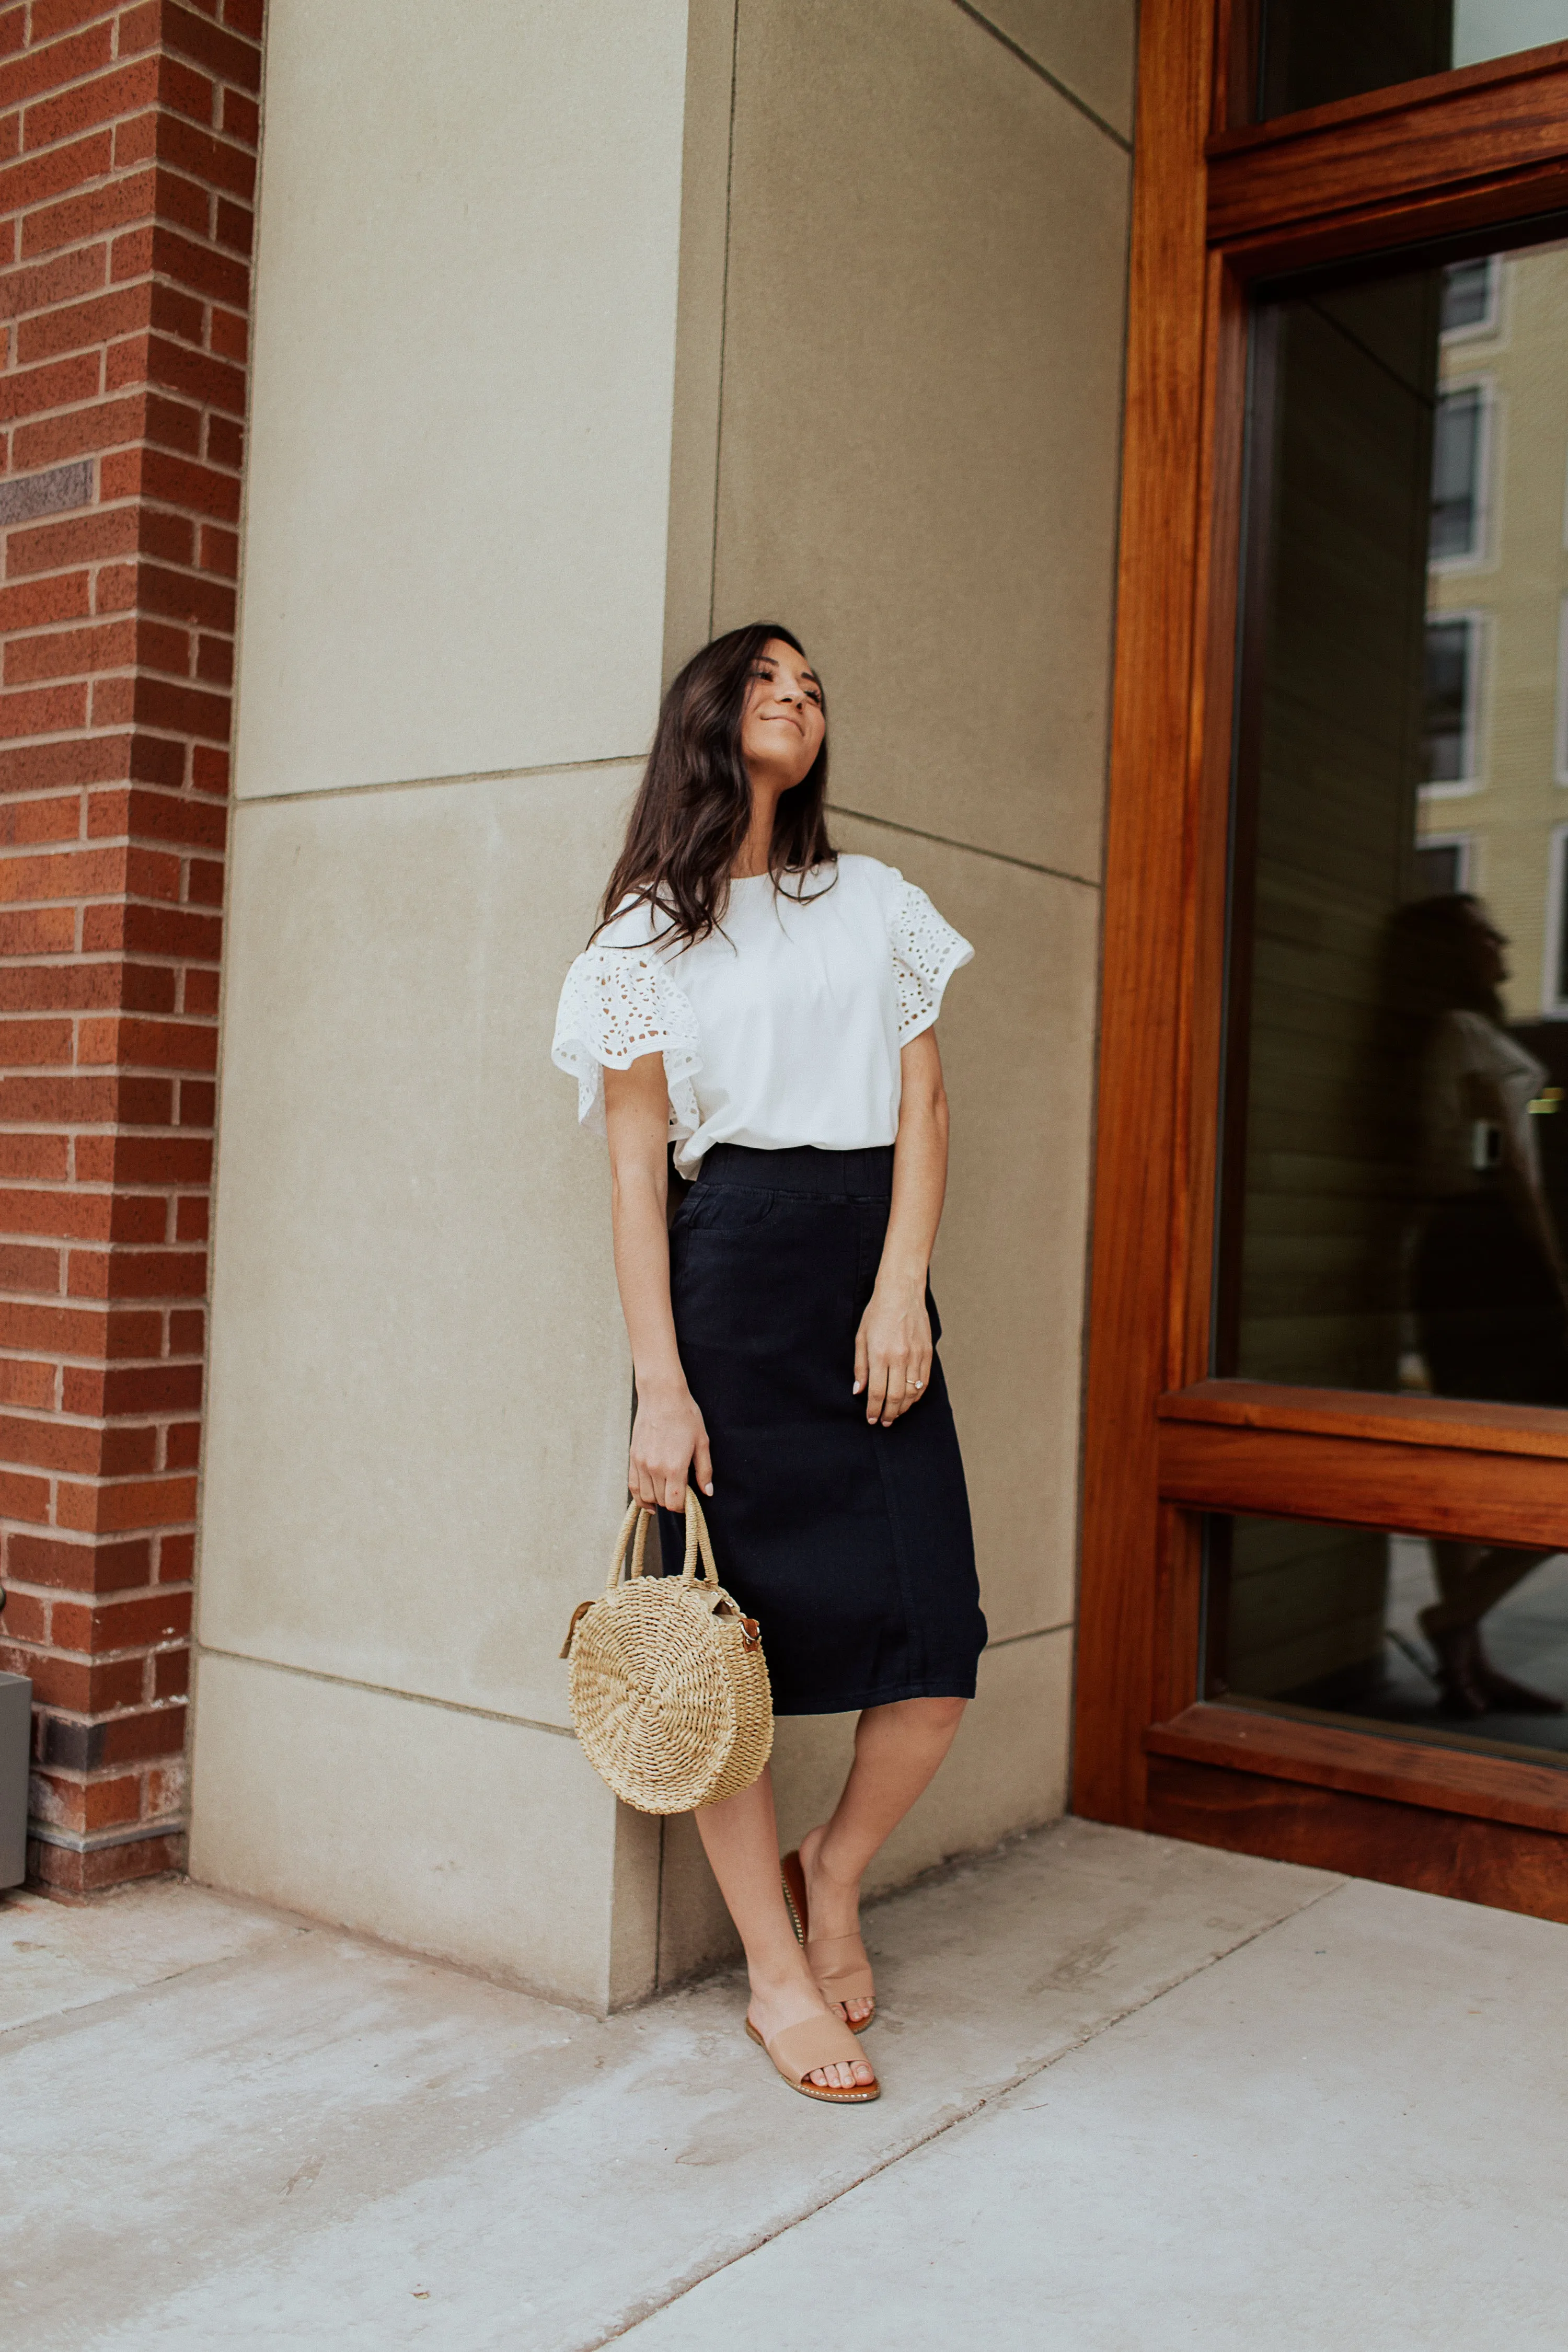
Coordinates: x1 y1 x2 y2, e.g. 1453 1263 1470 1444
766 2014 867 2086
806 1930 874 2000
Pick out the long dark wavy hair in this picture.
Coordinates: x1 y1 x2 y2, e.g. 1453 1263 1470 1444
1383 893 1505 1035
595 621 834 949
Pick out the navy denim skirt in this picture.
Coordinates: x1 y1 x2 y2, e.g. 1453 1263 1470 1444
656 1142 986 1715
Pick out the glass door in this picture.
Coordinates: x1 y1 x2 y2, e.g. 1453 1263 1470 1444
1076 0 1568 1915
1254 2 1568 120
1212 229 1568 1747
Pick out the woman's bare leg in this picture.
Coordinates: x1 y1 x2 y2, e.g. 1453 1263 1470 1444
1426 1541 1552 1632
799 1695 967 2024
694 1764 875 2091
1422 1542 1564 1713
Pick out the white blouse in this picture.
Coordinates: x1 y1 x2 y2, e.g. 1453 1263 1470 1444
1422 1008 1548 1196
552 853 972 1177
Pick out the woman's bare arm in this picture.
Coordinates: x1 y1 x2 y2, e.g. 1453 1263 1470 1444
1463 1065 1568 1295
1500 1126 1568 1298
856 1027 949 1426
1504 1157 1567 1292
603 1054 713 1510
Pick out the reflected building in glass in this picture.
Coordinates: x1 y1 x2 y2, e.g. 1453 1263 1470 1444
1417 243 1568 1024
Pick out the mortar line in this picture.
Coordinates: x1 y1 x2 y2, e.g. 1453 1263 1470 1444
585 1877 1348 2349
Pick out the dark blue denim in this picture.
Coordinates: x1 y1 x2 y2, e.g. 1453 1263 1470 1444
655 1143 986 1715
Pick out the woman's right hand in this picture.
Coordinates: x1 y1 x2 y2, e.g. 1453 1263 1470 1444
628 1376 713 1512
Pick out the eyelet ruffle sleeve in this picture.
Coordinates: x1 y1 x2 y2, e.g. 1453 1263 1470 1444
551 947 702 1141
888 880 973 1044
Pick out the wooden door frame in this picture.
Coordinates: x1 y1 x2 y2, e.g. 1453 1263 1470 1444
1073 3 1568 1921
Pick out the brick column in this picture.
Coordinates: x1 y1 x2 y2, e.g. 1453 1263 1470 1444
0 0 261 1893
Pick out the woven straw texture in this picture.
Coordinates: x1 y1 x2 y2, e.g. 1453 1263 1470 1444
563 1494 773 1814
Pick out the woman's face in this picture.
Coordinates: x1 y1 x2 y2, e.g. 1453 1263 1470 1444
740 637 825 790
1463 903 1510 990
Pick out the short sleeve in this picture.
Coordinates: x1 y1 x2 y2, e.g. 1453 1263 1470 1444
551 946 702 1142
886 877 973 1044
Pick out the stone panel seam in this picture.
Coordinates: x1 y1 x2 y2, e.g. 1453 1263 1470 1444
235 752 647 810
195 1641 577 1738
948 1 1134 152
828 801 1101 890
706 0 740 640
585 1877 1351 2350
985 1618 1073 1650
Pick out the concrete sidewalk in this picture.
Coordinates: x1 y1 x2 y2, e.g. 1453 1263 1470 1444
3 1819 1564 2349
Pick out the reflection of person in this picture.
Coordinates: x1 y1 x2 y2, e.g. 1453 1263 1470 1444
1392 893 1566 1718
552 624 986 2103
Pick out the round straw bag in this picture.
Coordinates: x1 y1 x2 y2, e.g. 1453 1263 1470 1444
560 1492 773 1813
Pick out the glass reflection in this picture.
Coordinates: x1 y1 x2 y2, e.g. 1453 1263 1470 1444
1210 1515 1568 1738
1221 229 1568 1750
1258 0 1568 120
1394 896 1568 1408
1224 232 1568 1407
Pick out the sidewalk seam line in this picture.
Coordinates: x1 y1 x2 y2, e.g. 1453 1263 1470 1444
582 1877 1348 2349
0 1944 302 2051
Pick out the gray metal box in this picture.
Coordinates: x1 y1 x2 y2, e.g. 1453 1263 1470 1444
0 1673 31 1889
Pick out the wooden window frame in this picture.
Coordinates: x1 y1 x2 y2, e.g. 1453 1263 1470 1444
1073 1 1568 1922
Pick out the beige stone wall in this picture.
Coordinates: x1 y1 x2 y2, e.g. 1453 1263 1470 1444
655 0 1131 1974
194 0 1132 2005
191 0 688 2010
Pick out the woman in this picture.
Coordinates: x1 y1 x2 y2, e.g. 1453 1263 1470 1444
1394 893 1567 1719
552 622 985 2103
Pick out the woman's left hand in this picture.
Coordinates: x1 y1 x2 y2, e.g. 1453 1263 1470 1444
854 1276 932 1426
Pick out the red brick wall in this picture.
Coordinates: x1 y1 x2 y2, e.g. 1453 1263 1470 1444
0 0 261 1892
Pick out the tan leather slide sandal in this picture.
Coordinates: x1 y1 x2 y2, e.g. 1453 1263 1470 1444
745 2015 880 2104
780 1849 877 2033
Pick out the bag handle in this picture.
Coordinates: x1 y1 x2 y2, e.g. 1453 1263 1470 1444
602 1491 718 1593
679 1488 719 1589
604 1499 650 1590
563 1491 729 1659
